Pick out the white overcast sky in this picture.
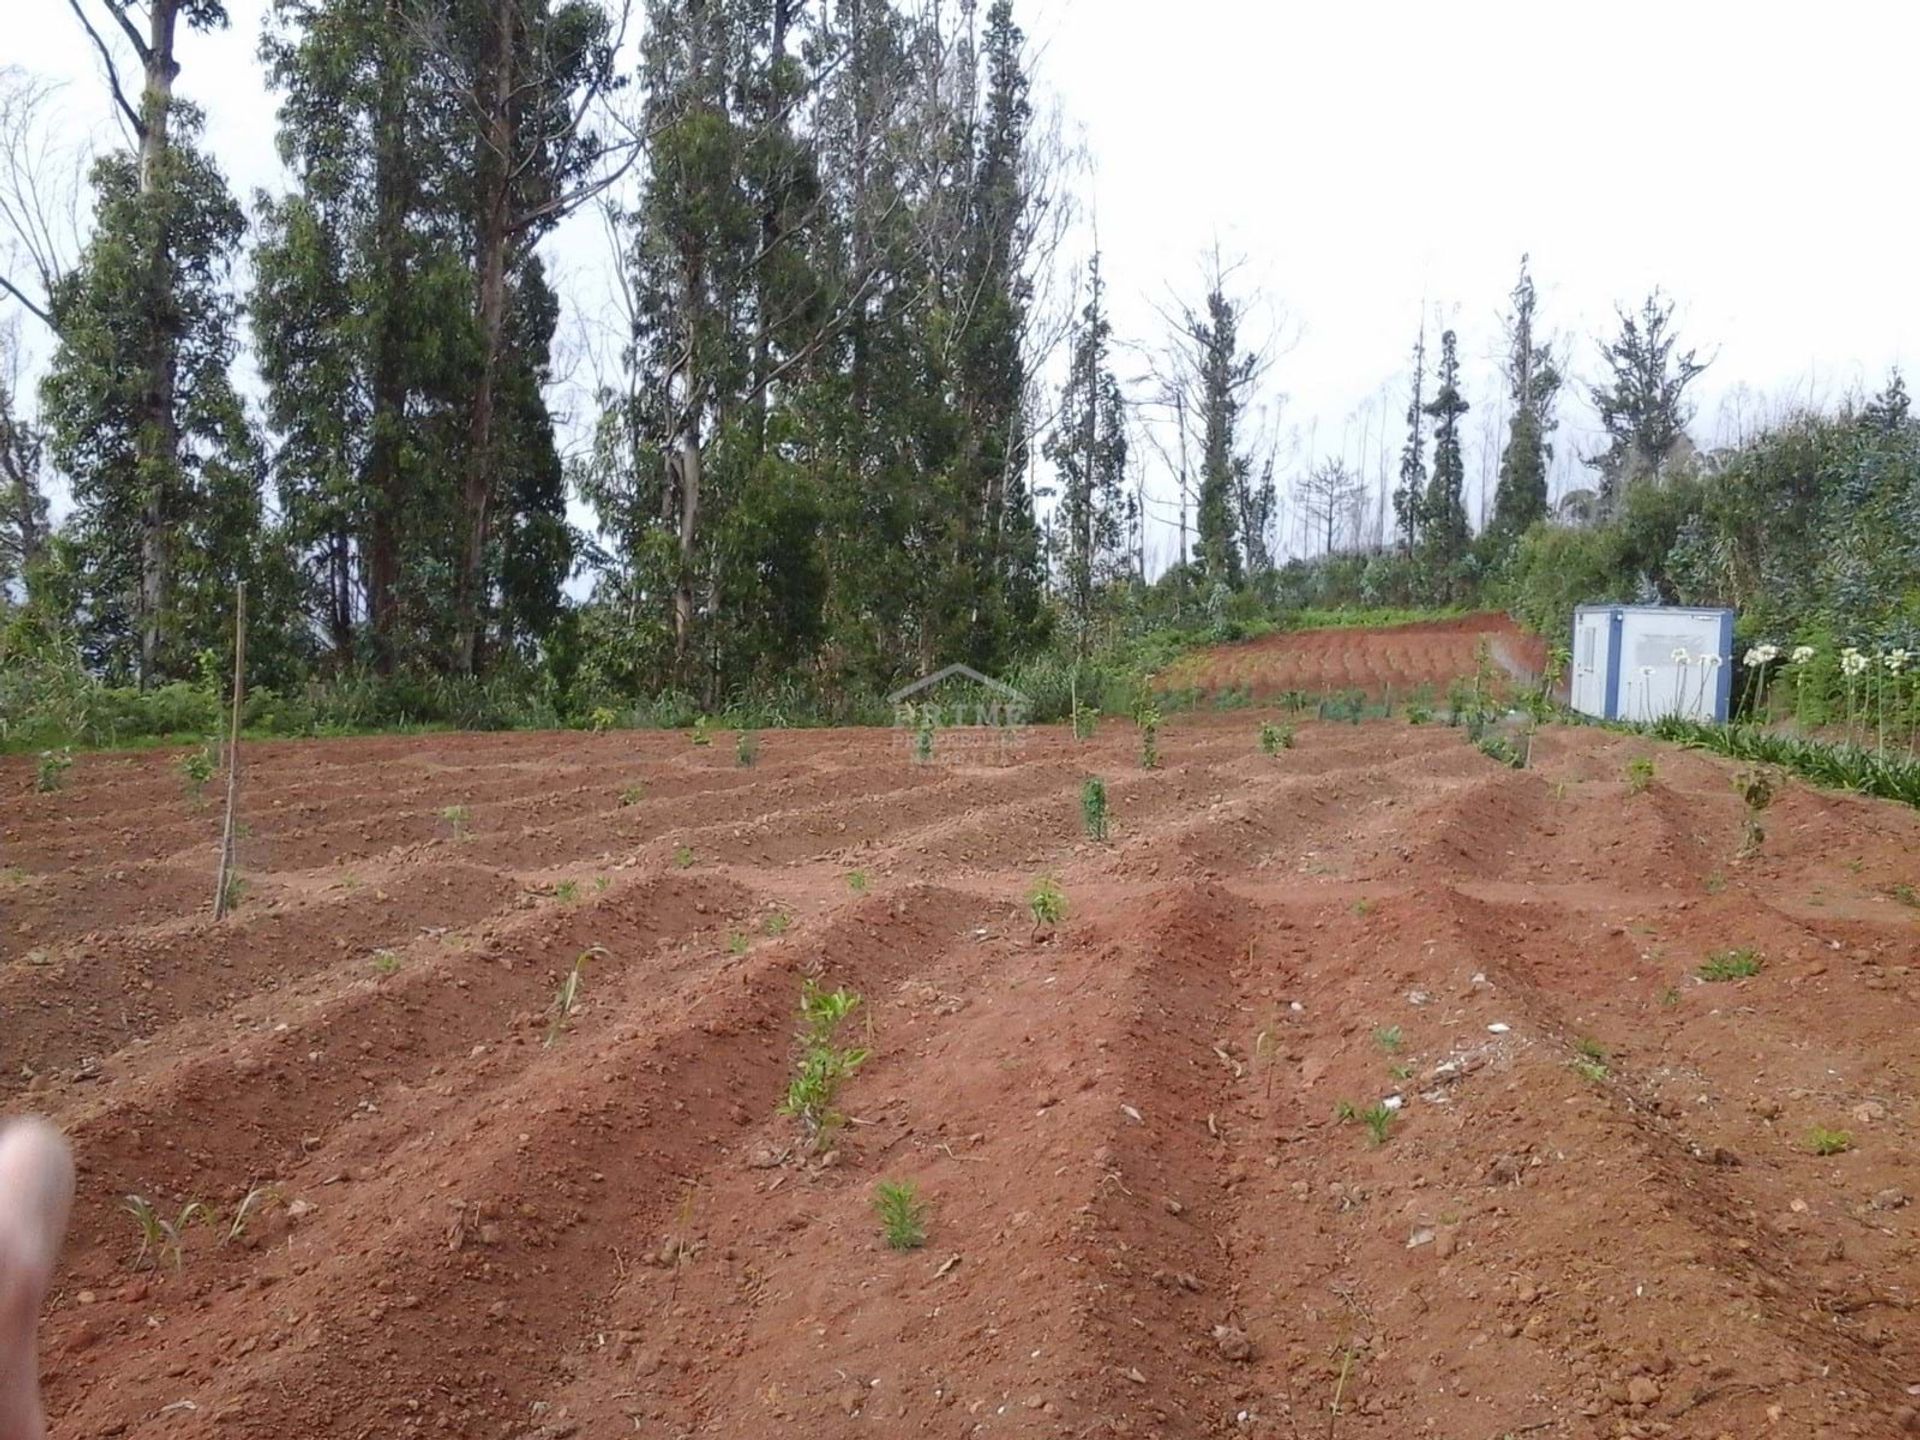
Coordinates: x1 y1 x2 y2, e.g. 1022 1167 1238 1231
7 0 1917 573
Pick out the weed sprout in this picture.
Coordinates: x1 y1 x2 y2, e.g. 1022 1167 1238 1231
872 1180 929 1250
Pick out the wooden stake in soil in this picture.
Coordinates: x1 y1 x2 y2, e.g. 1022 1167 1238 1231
213 582 246 919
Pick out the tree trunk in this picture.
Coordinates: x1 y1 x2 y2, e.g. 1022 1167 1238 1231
134 0 183 688
673 426 701 659
363 0 410 672
453 0 516 676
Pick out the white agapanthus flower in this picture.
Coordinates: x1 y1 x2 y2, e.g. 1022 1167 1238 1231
1744 643 1780 666
1840 648 1870 678
1887 649 1910 675
1791 645 1817 664
1670 647 1691 665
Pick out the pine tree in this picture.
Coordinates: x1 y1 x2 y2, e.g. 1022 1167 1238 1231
1179 278 1262 591
34 1 255 684
1586 290 1708 515
1392 321 1427 552
1418 328 1470 591
1044 250 1129 655
41 110 265 682
1489 254 1561 540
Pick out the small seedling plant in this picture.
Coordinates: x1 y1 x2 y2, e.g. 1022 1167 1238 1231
440 804 471 840
1625 757 1655 795
1028 874 1066 936
691 716 714 747
913 704 936 763
781 979 871 1147
1081 777 1109 840
35 748 72 793
672 844 694 868
179 746 216 801
736 729 758 768
1138 706 1162 770
618 783 644 807
544 948 601 1048
219 872 247 913
1698 948 1763 982
1372 1025 1404 1054
846 868 870 895
872 1179 928 1250
1259 721 1294 756
124 1194 209 1271
1337 1099 1395 1145
1734 766 1777 858
1072 700 1099 742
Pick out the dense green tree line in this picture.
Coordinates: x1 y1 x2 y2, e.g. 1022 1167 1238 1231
1 5 1915 744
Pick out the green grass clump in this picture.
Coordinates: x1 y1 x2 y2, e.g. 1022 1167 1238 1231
736 729 758 767
1807 1127 1853 1157
1359 1103 1394 1145
762 912 790 936
439 803 471 839
1081 777 1109 840
846 868 869 895
1697 948 1763 982
618 783 644 807
872 1179 929 1250
1373 1025 1403 1054
1625 756 1655 795
370 949 401 977
672 844 694 868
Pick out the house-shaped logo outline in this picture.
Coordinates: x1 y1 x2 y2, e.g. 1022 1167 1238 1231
886 663 1029 707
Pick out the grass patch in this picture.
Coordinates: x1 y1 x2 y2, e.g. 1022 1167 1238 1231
1697 948 1763 982
1807 1127 1853 1157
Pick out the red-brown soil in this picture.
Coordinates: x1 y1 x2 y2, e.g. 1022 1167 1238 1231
4 714 1920 1440
1161 612 1550 701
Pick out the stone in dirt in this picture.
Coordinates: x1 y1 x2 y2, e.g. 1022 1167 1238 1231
1211 1325 1253 1362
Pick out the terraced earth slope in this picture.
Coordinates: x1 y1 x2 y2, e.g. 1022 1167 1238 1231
1159 611 1549 701
4 716 1919 1440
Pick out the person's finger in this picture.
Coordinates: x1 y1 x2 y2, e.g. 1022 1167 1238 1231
0 1117 75 1440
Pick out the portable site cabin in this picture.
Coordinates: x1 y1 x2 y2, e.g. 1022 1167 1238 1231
1570 604 1734 725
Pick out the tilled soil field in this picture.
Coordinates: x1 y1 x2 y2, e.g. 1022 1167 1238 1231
4 716 1919 1440
1161 612 1549 701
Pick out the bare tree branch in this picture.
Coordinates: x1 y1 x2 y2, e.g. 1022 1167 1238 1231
64 0 146 140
